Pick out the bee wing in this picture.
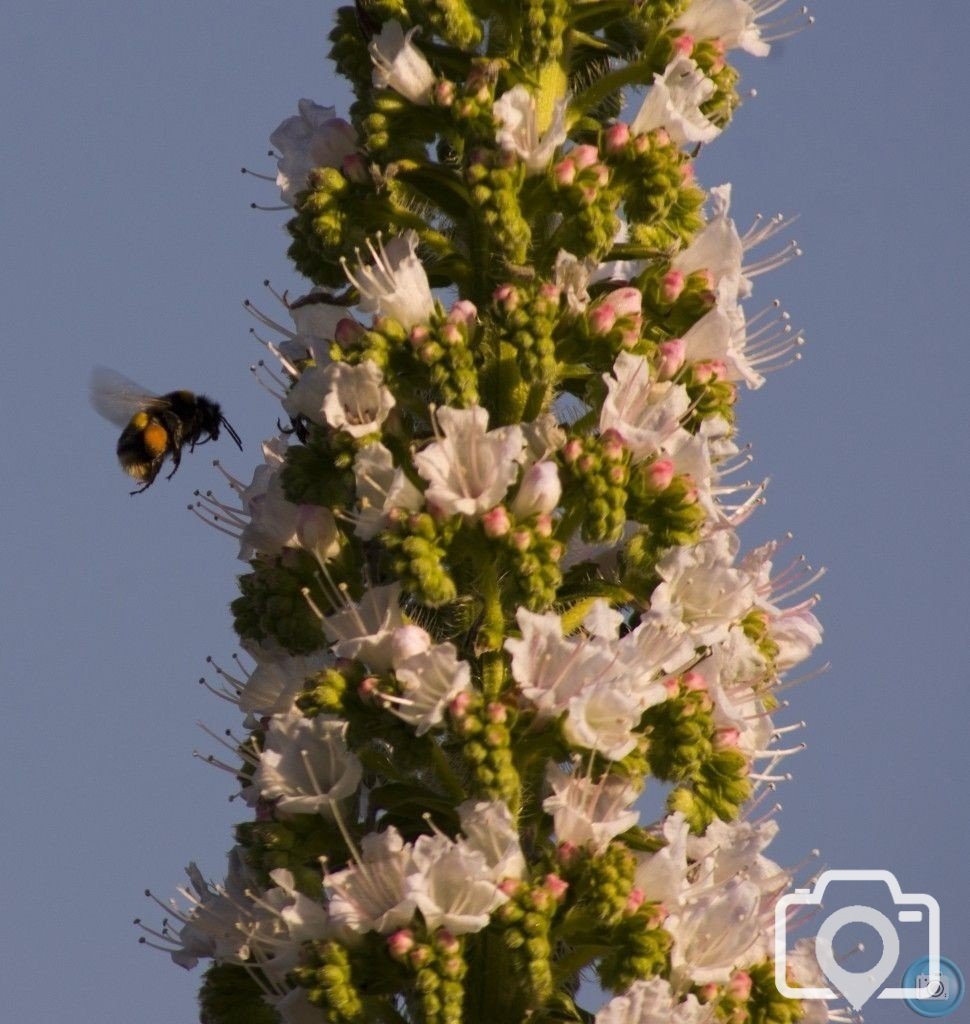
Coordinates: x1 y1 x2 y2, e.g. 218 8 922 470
89 366 163 427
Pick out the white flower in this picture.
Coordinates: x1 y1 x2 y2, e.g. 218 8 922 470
600 352 690 462
680 302 764 389
630 56 721 146
325 827 416 934
322 583 407 671
343 230 435 330
687 817 788 898
369 21 436 105
390 642 472 735
493 84 569 175
633 812 692 906
236 439 299 560
553 250 593 313
563 682 644 760
239 650 331 716
650 533 756 643
542 761 640 852
595 978 716 1024
269 99 359 205
253 710 363 815
352 443 424 540
672 184 750 302
674 0 772 57
407 834 508 934
457 800 527 882
306 360 395 438
414 406 525 518
666 876 766 984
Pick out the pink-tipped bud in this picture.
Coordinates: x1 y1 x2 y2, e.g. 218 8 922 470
661 269 686 303
493 283 519 311
434 929 460 955
593 163 610 188
663 676 680 698
510 528 532 552
608 286 643 318
482 505 512 538
498 878 521 897
554 158 577 187
645 458 674 492
409 946 431 969
341 152 369 184
604 122 630 154
625 886 646 914
692 359 722 384
680 161 696 184
600 428 626 460
562 438 584 464
557 841 580 867
653 128 671 148
534 512 553 538
434 80 456 107
440 322 462 346
449 298 478 325
486 701 508 724
572 144 600 170
672 33 695 56
714 726 741 749
409 325 430 346
388 929 415 959
658 338 686 379
544 873 569 901
682 670 707 693
728 970 753 1001
632 132 651 155
539 281 562 304
334 316 365 348
449 690 472 719
589 303 617 336
697 983 720 1003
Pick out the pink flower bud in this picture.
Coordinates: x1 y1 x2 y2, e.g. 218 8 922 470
645 458 674 492
498 878 521 897
728 970 753 1000
492 283 518 310
409 325 430 346
658 338 686 378
572 144 600 170
335 316 365 348
486 701 508 724
482 505 512 538
632 133 651 155
625 886 646 913
341 152 369 184
449 690 472 719
680 161 696 184
604 122 630 154
589 303 617 335
434 80 455 107
409 946 431 969
512 461 562 518
534 512 553 537
715 726 741 749
673 33 695 56
557 841 580 866
697 983 719 1003
388 929 415 959
653 128 671 147
562 438 584 464
554 158 576 187
359 676 379 700
440 322 462 346
661 269 685 303
682 670 707 692
600 428 626 460
448 298 478 325
663 677 680 698
544 873 569 900
510 528 532 551
434 929 460 955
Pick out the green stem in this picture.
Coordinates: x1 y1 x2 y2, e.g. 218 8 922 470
429 741 467 803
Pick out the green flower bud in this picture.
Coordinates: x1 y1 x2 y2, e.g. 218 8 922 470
293 940 367 1022
231 551 327 655
742 960 807 1024
597 904 672 991
668 747 752 833
382 512 460 607
560 433 630 543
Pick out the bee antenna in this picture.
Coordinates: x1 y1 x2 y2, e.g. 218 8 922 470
221 416 244 451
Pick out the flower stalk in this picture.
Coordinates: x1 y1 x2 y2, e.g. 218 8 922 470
144 1 833 1022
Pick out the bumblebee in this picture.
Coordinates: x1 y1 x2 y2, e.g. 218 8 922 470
90 367 243 494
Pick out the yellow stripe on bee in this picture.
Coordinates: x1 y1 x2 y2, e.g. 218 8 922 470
131 411 150 429
142 422 169 456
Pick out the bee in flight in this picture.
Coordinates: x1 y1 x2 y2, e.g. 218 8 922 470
90 367 243 494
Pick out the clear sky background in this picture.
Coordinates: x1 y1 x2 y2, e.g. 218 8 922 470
1 2 968 1021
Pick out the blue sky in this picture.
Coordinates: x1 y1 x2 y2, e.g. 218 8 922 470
2 2 968 1021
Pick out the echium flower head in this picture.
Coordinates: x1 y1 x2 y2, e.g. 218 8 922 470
493 84 569 175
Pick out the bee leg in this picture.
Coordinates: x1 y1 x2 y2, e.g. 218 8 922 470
130 458 164 495
165 445 183 480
